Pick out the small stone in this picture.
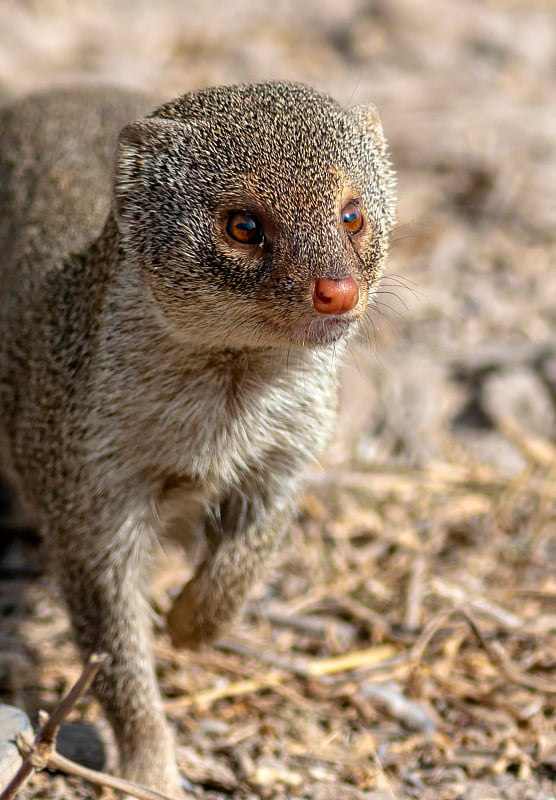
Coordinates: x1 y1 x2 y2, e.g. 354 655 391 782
360 680 436 734
464 781 503 799
309 782 368 800
362 793 393 800
177 745 238 790
0 703 32 788
480 367 556 438
252 757 303 788
56 721 106 772
541 352 556 394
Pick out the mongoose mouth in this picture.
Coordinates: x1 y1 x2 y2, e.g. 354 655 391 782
260 278 366 347
289 311 361 347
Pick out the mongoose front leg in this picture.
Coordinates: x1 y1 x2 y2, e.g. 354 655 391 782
54 525 183 797
167 488 292 649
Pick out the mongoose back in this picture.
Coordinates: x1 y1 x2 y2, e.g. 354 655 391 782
0 81 395 795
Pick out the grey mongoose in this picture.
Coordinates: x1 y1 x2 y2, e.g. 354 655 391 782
0 81 395 795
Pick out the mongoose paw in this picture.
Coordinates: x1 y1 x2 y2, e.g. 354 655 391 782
166 579 224 649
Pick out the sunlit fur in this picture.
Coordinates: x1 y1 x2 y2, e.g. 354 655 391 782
0 82 395 795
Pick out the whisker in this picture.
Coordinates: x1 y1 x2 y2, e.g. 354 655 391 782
347 346 363 377
374 290 411 314
352 316 384 359
381 273 419 290
389 220 429 243
370 296 408 322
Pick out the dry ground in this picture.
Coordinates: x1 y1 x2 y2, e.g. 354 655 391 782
1 1 555 799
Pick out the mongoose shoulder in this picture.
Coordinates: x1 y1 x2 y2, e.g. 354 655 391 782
0 81 395 795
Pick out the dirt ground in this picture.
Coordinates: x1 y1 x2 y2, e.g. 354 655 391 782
0 1 555 799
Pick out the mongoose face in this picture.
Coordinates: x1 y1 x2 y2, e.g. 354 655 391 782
115 82 395 350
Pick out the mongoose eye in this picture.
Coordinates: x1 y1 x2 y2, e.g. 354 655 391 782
342 201 365 235
226 211 264 245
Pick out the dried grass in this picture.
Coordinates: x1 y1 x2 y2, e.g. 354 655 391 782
2 419 555 799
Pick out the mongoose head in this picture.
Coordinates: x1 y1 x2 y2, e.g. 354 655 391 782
114 82 395 349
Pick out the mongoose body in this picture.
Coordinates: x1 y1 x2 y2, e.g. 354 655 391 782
0 82 395 795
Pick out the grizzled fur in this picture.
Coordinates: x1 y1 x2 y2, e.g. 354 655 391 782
0 82 395 795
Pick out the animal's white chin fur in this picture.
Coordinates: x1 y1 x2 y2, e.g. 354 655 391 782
278 314 359 348
176 308 360 350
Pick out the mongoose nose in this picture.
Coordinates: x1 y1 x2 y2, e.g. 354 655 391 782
312 276 359 315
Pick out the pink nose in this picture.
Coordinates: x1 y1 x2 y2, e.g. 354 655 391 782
312 276 359 315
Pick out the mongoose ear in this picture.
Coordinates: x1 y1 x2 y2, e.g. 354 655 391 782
350 103 386 145
114 118 185 227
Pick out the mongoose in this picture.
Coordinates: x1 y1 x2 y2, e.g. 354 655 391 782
0 81 395 795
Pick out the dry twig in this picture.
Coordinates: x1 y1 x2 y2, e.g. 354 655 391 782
0 652 184 800
462 607 556 695
0 653 107 800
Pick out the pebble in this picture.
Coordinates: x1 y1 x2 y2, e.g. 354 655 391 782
309 782 371 800
362 793 394 800
480 366 556 438
464 781 503 799
360 680 436 734
0 703 32 789
56 721 106 772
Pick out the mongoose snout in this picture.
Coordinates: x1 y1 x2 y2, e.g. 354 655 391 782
0 80 395 796
311 275 360 315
